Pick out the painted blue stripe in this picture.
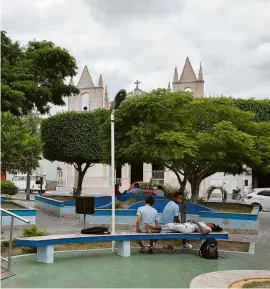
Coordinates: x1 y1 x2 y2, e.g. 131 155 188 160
35 196 64 207
94 209 137 216
199 211 257 220
63 200 75 206
16 232 229 247
2 209 36 216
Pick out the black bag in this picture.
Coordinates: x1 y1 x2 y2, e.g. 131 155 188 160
81 226 110 235
198 238 218 259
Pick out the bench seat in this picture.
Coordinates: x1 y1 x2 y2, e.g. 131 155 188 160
16 232 229 264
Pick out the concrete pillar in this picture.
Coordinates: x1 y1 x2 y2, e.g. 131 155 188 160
37 245 54 263
117 241 131 257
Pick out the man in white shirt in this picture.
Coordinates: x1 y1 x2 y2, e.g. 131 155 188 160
163 221 222 234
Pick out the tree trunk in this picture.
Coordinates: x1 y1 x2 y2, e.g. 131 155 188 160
180 176 187 223
76 170 84 197
75 163 90 197
190 180 201 203
26 172 31 201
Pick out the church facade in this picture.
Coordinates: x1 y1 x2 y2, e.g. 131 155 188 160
55 58 252 197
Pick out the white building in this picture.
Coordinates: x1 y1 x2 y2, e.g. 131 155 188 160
47 59 253 197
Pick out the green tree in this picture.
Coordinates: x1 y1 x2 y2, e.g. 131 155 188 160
1 112 42 200
112 91 270 204
1 31 79 115
233 98 270 122
41 112 102 196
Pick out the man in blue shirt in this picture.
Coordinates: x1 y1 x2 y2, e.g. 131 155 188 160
160 192 193 251
135 196 159 254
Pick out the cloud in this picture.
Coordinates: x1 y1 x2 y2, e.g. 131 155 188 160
2 0 270 115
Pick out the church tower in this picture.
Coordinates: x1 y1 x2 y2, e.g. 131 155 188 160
68 65 107 112
172 57 204 97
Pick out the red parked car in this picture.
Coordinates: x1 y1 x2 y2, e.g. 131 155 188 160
127 182 156 195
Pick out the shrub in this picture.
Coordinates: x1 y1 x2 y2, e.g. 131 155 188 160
163 185 190 201
21 225 49 254
1 239 16 248
1 180 18 198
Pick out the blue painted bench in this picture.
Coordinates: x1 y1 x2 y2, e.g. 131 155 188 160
16 231 229 264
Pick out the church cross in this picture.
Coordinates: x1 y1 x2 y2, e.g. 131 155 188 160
134 80 140 88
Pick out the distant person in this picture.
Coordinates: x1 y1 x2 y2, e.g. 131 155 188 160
159 192 192 252
135 196 159 254
115 183 121 196
128 182 144 199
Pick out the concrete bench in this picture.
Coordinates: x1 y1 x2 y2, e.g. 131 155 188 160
16 232 229 264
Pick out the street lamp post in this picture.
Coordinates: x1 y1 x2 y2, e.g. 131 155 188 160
111 89 127 252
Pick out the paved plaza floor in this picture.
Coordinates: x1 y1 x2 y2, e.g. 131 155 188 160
1 194 270 287
2 240 270 288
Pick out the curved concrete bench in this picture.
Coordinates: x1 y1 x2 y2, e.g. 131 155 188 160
16 232 229 264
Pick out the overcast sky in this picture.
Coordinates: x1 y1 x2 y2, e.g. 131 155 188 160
2 0 270 114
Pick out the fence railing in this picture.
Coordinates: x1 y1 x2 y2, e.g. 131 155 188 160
1 208 30 278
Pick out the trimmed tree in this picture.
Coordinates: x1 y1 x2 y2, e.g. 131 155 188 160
41 112 101 196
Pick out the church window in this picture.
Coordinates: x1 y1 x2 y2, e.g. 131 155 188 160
184 87 193 93
81 93 90 111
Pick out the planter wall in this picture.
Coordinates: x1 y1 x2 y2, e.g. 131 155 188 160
80 205 259 234
35 195 113 217
198 206 260 233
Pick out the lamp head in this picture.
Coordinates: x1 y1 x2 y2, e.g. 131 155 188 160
114 89 127 109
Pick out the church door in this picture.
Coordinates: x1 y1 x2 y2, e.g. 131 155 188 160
130 163 143 185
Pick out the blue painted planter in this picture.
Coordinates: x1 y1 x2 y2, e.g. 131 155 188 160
0 196 8 203
127 199 213 214
35 196 114 217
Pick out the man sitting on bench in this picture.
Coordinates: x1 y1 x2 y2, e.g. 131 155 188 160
135 196 160 254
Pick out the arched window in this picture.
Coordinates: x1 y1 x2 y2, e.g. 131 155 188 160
81 93 90 111
184 87 193 93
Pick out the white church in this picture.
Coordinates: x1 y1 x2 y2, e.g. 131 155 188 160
45 57 253 197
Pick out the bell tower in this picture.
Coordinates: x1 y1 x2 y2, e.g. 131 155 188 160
68 65 107 111
172 57 204 97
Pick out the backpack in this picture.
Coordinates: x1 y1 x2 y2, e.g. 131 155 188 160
81 226 110 235
198 238 218 259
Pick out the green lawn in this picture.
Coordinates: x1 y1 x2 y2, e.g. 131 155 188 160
202 202 253 213
1 202 25 210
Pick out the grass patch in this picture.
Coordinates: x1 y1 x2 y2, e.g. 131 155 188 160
1 202 25 210
202 202 253 213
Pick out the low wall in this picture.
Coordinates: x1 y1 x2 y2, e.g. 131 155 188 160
35 195 113 217
35 196 75 217
198 206 260 233
127 200 213 214
1 209 36 226
80 206 259 233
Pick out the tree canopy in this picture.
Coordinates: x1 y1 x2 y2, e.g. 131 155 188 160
41 112 102 196
108 90 270 202
1 31 79 115
233 98 270 122
1 112 42 175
